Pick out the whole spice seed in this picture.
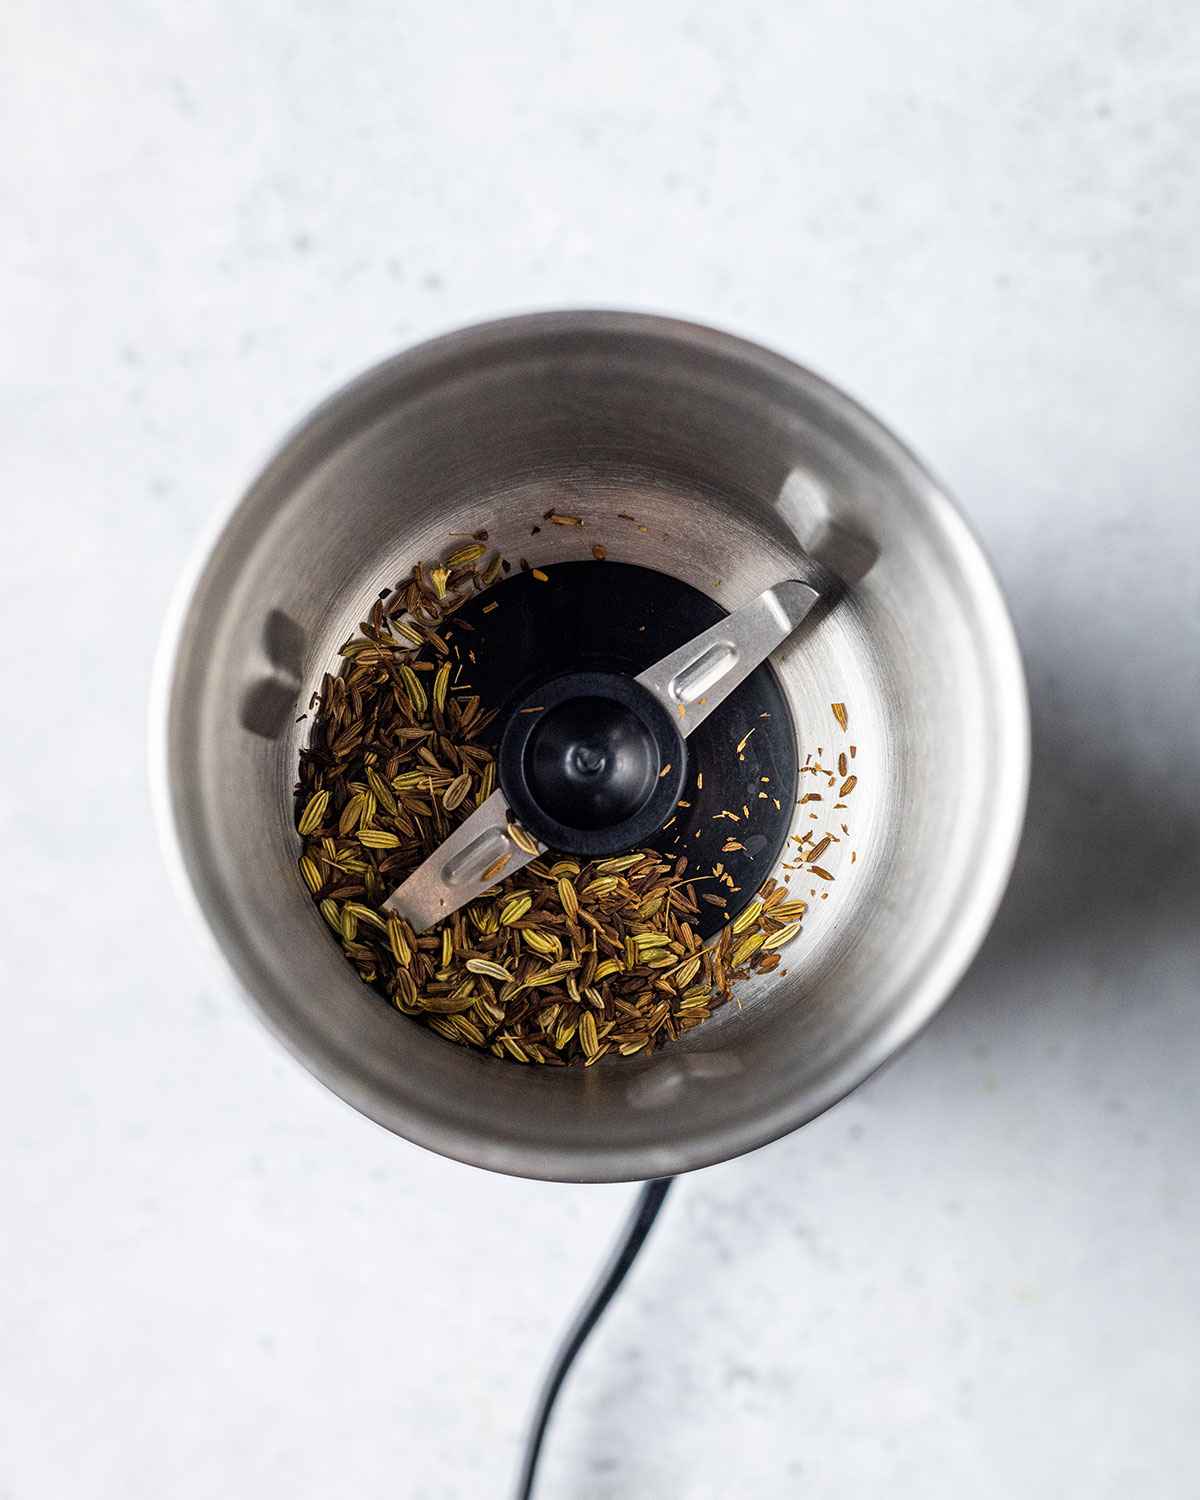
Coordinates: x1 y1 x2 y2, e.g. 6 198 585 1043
466 958 513 982
433 662 452 713
731 896 764 934
298 789 329 835
443 772 472 810
387 914 412 965
507 821 541 856
557 876 580 922
338 791 368 834
358 828 401 848
399 665 427 715
499 893 533 924
760 921 802 950
295 560 857 1065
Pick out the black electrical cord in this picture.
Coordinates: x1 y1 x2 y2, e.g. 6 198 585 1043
513 1176 675 1500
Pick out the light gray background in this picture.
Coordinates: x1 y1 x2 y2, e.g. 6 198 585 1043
3 3 1198 1497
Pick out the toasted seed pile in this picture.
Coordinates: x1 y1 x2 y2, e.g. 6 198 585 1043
294 553 812 1065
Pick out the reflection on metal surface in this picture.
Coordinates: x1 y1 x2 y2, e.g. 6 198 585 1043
624 1053 747 1110
669 642 737 703
238 609 306 740
776 467 880 585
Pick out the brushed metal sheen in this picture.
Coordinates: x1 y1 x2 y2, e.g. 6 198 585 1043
152 312 1029 1183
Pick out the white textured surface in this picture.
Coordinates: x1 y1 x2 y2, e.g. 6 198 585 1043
3 2 1199 1496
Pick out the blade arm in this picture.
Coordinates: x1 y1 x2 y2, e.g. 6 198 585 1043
635 580 820 737
382 791 541 932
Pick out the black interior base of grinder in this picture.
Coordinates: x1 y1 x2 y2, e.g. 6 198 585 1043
443 560 799 942
498 670 689 857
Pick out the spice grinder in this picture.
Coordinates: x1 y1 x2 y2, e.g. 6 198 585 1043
153 311 1029 1182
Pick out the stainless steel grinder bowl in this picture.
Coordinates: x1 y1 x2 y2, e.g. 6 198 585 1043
153 312 1029 1182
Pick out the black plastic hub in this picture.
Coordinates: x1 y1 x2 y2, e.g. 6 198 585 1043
440 560 799 941
500 672 687 856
